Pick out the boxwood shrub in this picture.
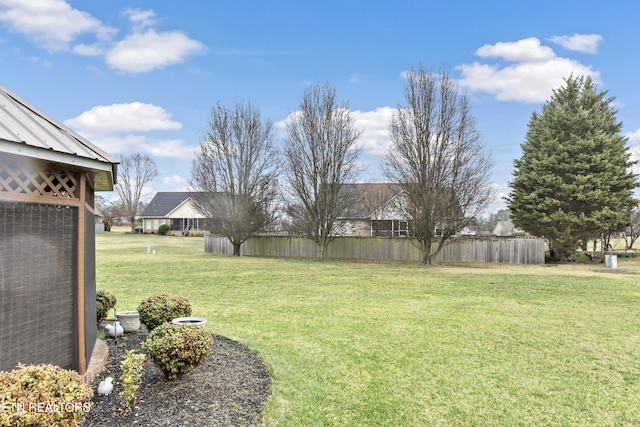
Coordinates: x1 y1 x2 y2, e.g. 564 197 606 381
0 363 93 426
120 351 146 410
137 293 192 331
96 289 117 324
142 323 213 380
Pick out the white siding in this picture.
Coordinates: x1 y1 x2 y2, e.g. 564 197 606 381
169 199 206 219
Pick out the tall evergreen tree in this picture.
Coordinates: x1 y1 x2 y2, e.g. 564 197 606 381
507 75 638 260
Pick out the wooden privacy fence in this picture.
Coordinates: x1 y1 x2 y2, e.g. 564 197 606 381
205 236 545 264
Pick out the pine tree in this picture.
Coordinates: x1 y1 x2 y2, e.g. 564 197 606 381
507 75 637 260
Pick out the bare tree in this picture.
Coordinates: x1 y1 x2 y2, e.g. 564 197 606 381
384 66 494 264
114 153 159 233
623 208 640 250
190 100 280 256
95 195 124 231
283 83 362 259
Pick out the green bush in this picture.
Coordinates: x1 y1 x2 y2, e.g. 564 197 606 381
142 323 213 380
96 289 117 323
120 351 145 410
0 363 93 426
137 293 192 331
158 224 170 235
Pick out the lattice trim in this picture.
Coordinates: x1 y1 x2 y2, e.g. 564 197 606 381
0 156 78 198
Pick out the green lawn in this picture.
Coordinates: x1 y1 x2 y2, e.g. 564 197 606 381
97 230 640 426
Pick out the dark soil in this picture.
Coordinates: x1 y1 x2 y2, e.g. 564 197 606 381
82 326 271 427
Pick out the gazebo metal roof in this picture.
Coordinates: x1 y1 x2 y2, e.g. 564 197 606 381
0 84 117 191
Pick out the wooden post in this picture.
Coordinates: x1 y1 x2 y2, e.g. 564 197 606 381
77 173 87 374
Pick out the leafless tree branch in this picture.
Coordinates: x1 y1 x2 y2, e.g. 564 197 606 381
114 153 159 233
190 100 280 255
384 66 494 264
283 83 362 258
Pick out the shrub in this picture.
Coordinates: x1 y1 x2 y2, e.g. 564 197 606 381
120 351 145 410
0 363 93 426
137 293 192 331
96 289 117 323
142 323 213 380
158 224 170 235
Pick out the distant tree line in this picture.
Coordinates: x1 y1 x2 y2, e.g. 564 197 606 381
187 66 494 264
108 71 639 264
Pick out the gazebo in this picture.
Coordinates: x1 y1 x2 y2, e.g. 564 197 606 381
0 85 118 375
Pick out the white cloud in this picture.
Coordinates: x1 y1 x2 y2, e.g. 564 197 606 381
351 107 393 156
626 130 640 176
72 43 105 57
77 134 194 160
457 37 600 103
476 37 556 63
627 129 640 146
0 1 204 73
0 0 116 51
65 102 182 134
549 33 603 54
84 134 147 154
485 182 509 214
275 107 393 157
124 8 157 32
141 139 195 159
626 129 640 171
105 9 205 73
162 174 189 189
65 103 193 160
106 29 205 73
273 116 289 140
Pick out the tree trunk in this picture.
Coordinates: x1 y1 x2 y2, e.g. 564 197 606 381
233 242 242 256
318 239 327 260
422 251 432 265
130 217 136 233
421 237 433 265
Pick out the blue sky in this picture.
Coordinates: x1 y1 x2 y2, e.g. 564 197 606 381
1 0 639 214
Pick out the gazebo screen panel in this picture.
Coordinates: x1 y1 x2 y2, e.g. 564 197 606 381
0 201 78 371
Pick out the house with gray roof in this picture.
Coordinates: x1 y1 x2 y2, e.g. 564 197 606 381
334 183 465 238
334 183 409 237
141 191 211 234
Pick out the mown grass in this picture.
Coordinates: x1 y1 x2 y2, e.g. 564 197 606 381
97 230 640 426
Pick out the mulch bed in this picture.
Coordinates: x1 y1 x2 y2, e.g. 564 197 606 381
82 325 271 426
